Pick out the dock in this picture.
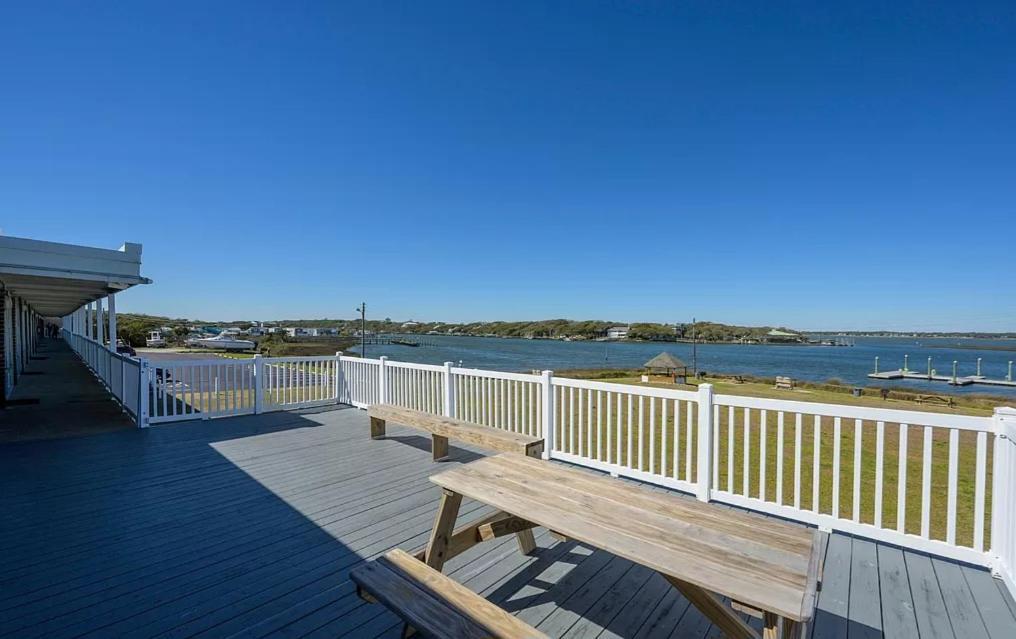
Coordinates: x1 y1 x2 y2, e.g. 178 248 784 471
868 369 1016 387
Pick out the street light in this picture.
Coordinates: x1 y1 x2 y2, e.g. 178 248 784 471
355 302 366 357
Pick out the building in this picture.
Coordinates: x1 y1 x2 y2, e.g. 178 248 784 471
764 329 803 344
606 325 629 340
0 235 148 406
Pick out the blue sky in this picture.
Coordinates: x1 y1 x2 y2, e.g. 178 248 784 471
3 2 1014 331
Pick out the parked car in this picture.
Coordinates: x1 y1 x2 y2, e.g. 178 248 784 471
115 339 136 357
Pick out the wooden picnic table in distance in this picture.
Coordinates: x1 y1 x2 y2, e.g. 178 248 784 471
422 453 826 639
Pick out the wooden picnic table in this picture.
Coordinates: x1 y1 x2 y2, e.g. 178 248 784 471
421 453 826 639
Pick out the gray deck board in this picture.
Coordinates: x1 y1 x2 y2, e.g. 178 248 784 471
1 405 1013 638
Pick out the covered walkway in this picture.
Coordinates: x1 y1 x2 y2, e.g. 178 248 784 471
0 337 132 443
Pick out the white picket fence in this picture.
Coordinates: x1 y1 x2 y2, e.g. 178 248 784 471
61 340 1016 598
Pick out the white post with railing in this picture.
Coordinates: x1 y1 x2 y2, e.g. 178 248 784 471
696 383 714 502
991 406 1016 599
443 361 455 418
253 355 264 414
541 370 554 459
378 356 388 404
138 358 150 428
334 352 344 404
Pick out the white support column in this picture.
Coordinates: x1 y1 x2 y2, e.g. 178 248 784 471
253 354 264 414
990 407 1016 601
541 370 554 459
442 361 455 417
334 352 344 404
696 383 715 502
95 298 104 345
378 356 389 404
107 293 117 352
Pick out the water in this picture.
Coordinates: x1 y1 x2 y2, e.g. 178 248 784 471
352 335 1016 398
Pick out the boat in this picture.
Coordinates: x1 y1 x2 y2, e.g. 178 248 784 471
193 333 256 351
146 330 166 347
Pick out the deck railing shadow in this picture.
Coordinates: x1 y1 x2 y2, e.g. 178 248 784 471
0 406 393 637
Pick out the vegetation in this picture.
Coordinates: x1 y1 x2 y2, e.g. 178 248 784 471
117 313 806 344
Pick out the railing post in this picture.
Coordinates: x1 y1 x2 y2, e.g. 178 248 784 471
443 361 455 417
138 358 150 428
696 383 714 502
990 407 1016 596
334 352 344 404
541 370 554 460
253 354 264 414
378 356 388 404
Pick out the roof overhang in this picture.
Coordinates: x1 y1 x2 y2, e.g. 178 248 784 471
0 236 151 316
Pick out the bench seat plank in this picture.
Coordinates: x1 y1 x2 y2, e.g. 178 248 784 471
351 549 547 639
368 404 544 459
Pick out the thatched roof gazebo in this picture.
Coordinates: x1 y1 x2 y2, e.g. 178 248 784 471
643 352 689 383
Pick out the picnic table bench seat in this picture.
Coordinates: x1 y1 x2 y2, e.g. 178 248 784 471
367 404 544 461
351 548 547 639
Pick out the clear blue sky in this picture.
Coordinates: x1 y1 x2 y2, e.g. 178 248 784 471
3 2 1013 331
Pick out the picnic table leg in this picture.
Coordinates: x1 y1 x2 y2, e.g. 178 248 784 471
370 416 386 439
424 489 462 571
515 528 537 555
662 574 759 639
432 434 449 461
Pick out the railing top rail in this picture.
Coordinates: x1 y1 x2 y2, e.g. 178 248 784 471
714 392 993 432
263 355 337 364
147 357 254 368
553 376 700 401
339 355 383 365
450 367 541 383
386 360 445 372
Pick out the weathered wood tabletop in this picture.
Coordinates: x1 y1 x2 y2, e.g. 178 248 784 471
424 453 826 639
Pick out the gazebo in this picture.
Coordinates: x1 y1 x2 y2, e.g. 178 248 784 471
643 352 689 384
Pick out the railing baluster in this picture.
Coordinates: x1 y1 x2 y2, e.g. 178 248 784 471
974 430 987 551
794 413 802 509
853 419 863 522
777 411 785 505
898 424 909 533
947 429 959 544
728 406 735 493
875 420 885 528
813 415 822 513
743 408 751 496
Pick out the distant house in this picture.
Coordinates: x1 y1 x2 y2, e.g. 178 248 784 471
247 326 266 336
606 326 629 340
764 329 802 344
401 321 419 329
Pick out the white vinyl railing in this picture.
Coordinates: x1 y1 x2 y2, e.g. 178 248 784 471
59 342 1016 597
63 330 141 419
325 356 1012 595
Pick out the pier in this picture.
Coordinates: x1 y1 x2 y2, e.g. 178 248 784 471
868 355 1016 388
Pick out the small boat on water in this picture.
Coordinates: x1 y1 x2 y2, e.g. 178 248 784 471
146 330 166 347
193 333 256 351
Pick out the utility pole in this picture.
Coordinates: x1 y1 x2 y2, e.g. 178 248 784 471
691 316 698 377
355 302 366 357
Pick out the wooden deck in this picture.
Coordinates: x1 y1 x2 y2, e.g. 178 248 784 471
1 405 1014 638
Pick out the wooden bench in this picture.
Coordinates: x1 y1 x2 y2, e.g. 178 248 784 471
775 376 795 390
351 548 548 639
367 404 544 461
